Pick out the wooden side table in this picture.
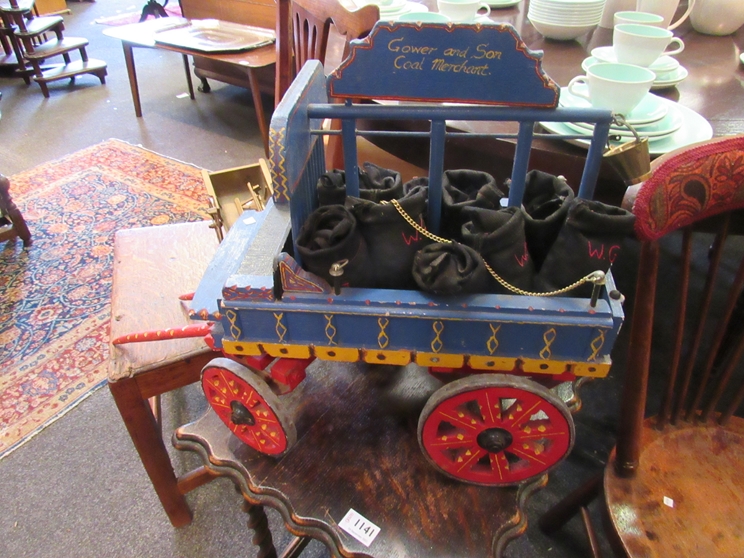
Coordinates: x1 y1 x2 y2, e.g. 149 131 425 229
174 361 546 557
108 221 219 526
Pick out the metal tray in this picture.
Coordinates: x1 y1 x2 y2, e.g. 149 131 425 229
154 19 275 53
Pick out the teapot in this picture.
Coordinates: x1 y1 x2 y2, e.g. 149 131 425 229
635 0 695 29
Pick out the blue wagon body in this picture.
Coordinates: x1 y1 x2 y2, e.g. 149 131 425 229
213 259 622 377
192 22 627 485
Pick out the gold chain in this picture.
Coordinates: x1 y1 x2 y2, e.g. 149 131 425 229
384 199 604 297
384 199 452 244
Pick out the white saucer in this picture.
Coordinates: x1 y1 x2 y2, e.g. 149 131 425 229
565 103 684 139
406 3 429 13
590 46 680 74
651 65 688 90
582 57 689 90
540 97 712 155
559 85 668 125
363 0 407 10
488 0 521 7
381 1 428 18
740 52 744 65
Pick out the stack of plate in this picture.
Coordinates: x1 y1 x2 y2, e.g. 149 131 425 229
583 46 689 90
528 0 605 40
539 85 713 155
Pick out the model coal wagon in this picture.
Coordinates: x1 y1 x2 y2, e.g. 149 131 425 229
188 22 630 486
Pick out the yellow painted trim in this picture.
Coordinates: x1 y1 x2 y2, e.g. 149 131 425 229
314 346 359 362
573 360 611 378
519 358 611 377
416 352 465 368
468 356 517 371
222 340 263 356
362 349 412 366
261 343 312 359
521 358 569 375
221 341 612 378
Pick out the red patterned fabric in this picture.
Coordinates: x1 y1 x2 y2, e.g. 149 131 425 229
633 136 744 241
1 140 208 460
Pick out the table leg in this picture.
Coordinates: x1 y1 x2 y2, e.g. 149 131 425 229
109 377 192 527
247 68 270 157
122 42 142 117
181 54 195 100
241 498 278 558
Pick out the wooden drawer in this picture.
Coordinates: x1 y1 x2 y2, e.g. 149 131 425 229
203 159 273 232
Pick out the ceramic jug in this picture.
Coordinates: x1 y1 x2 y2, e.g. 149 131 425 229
599 0 636 28
690 0 744 35
635 0 695 29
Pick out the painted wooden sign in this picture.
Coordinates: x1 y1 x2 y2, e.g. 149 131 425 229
328 21 559 107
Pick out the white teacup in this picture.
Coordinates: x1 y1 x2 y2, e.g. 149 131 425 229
613 23 684 67
567 63 656 116
613 10 665 27
397 12 451 22
437 0 490 22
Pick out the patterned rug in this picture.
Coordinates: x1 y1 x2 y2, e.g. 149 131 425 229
0 139 209 460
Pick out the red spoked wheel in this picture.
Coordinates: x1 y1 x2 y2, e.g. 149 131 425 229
201 357 296 456
418 374 574 486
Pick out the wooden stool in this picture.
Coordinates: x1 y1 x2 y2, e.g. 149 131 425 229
0 173 31 247
108 221 219 527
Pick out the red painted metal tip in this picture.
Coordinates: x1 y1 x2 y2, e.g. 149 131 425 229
112 322 213 345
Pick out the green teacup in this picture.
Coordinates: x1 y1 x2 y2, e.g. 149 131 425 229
613 11 665 27
613 23 685 67
567 63 656 116
396 12 451 22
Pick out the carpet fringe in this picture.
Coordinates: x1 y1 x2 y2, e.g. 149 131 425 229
114 139 212 172
0 381 107 461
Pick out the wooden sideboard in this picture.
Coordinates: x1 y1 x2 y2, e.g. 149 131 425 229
178 0 279 101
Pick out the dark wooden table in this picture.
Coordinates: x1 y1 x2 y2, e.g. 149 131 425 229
359 1 744 206
174 361 547 558
103 18 275 156
172 6 743 555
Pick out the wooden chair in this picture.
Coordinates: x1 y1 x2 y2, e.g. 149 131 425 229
285 0 427 180
539 135 744 557
108 221 219 527
289 0 378 77
0 173 32 247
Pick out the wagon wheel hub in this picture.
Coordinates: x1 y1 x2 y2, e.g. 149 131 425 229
476 427 513 454
230 400 256 426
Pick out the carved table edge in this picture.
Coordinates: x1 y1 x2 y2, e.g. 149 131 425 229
173 411 549 558
172 416 372 558
493 473 549 557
